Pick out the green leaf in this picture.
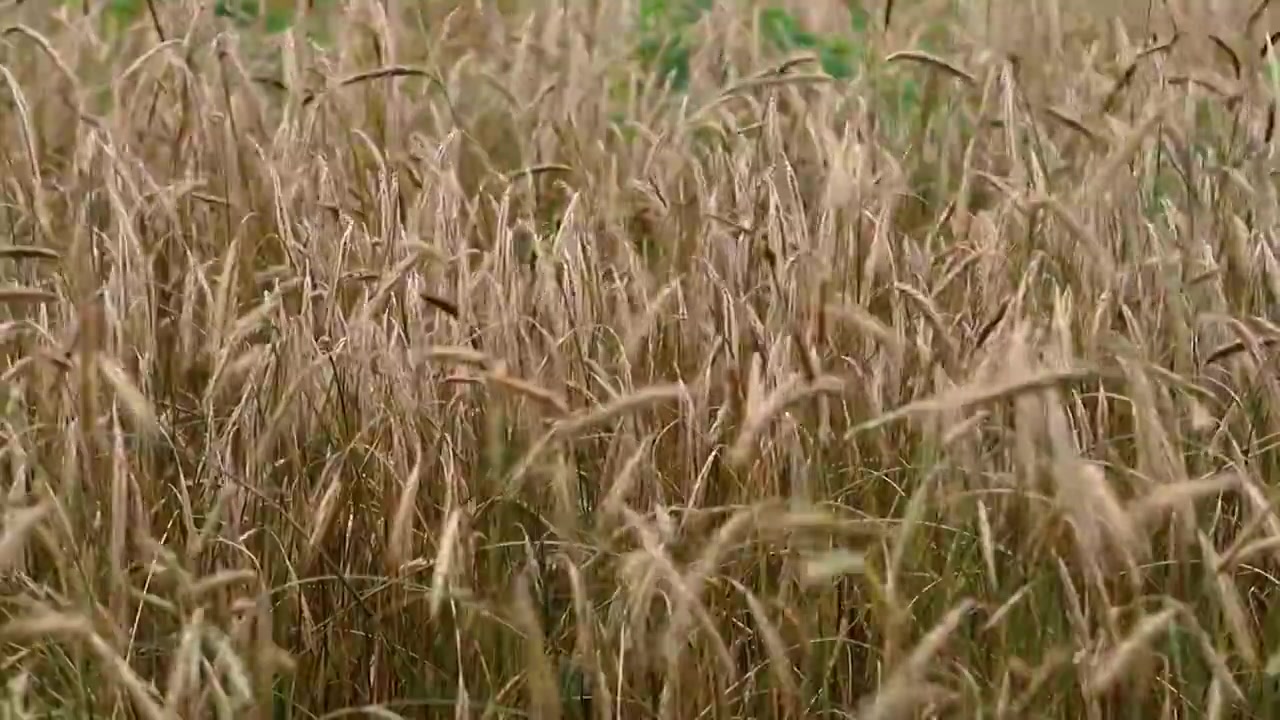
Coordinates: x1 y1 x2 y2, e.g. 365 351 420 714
761 7 811 50
215 0 259 25
818 37 856 79
637 35 692 90
106 0 140 21
265 9 294 34
848 2 872 34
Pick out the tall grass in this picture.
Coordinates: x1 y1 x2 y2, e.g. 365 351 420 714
3 0 1280 717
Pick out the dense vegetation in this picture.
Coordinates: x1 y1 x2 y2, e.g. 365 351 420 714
3 0 1280 717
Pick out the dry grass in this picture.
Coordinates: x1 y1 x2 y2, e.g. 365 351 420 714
3 0 1280 717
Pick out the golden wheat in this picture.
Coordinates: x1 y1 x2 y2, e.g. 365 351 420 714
3 0 1280 716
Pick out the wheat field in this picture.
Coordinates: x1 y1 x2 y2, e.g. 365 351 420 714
3 0 1280 717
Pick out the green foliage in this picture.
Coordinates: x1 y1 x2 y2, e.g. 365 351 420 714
214 0 295 34
635 1 869 89
93 0 305 35
631 1 929 122
105 0 137 22
635 0 713 90
94 0 919 116
758 5 865 79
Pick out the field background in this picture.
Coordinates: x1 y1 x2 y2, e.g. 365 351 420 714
5 0 1280 718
